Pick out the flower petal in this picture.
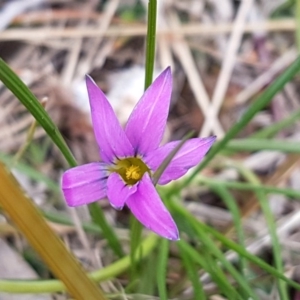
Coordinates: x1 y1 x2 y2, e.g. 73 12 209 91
145 136 216 185
86 75 134 163
107 172 137 210
62 162 108 207
125 67 172 155
126 173 179 240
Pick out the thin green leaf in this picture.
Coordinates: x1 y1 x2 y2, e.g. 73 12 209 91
196 176 300 199
43 210 102 235
129 215 143 287
0 152 60 194
88 203 124 257
235 164 288 300
200 248 243 299
226 138 300 153
250 108 300 139
177 241 206 299
176 211 259 300
169 201 300 291
156 239 169 300
138 252 157 295
179 240 238 299
0 58 76 167
212 186 247 276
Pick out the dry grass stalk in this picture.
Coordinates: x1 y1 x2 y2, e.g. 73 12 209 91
0 19 298 41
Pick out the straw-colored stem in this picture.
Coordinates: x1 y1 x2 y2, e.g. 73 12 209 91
0 162 106 299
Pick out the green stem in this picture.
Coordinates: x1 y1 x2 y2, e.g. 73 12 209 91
156 239 169 300
144 0 157 90
130 0 158 271
196 176 300 199
0 234 159 293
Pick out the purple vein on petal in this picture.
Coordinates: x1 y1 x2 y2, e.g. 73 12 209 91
86 75 134 163
62 162 108 207
145 136 216 185
125 67 172 155
126 173 179 240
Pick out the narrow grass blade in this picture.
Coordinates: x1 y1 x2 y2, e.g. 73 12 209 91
129 215 143 286
177 241 206 299
176 209 259 300
178 241 243 299
250 108 300 139
0 152 60 193
88 202 124 257
137 252 157 295
236 164 288 300
170 201 300 291
0 163 106 299
0 58 76 167
196 176 300 199
199 248 243 299
156 239 169 300
226 138 300 153
212 186 247 275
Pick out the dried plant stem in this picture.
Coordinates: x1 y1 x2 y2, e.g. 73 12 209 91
236 48 298 105
0 19 298 41
200 0 254 137
223 154 300 237
168 11 223 135
0 163 106 299
12 98 47 167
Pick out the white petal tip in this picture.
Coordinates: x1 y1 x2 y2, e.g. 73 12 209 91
110 203 124 211
169 235 180 241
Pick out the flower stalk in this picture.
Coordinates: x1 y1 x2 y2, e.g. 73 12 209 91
144 0 157 90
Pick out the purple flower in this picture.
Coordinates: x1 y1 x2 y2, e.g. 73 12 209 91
62 67 216 240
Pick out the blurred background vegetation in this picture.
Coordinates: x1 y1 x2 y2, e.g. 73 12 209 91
1 0 300 299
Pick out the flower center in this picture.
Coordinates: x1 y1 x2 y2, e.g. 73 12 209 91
111 157 150 185
125 165 141 180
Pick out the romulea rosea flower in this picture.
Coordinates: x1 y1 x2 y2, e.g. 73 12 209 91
62 67 216 240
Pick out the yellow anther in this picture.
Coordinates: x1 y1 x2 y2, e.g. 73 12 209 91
125 165 141 180
113 157 150 185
